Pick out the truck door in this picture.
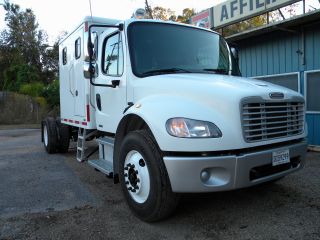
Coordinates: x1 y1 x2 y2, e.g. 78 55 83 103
94 30 127 132
73 28 86 117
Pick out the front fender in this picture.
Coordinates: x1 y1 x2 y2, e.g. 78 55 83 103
124 94 240 152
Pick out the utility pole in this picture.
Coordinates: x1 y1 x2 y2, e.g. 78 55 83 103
145 0 153 19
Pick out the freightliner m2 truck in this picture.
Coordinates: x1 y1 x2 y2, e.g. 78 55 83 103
42 14 308 222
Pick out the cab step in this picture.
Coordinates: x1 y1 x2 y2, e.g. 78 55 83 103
88 136 114 177
88 159 113 176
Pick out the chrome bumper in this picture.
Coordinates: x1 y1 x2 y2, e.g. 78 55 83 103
163 141 307 193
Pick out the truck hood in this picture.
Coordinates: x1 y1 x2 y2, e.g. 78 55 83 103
133 73 301 103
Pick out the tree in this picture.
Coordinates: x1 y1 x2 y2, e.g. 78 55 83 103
0 0 58 92
152 6 175 21
144 0 176 21
177 8 195 24
223 14 267 36
41 41 59 84
145 0 153 19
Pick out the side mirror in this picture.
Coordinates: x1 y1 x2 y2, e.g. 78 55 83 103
87 31 98 62
230 47 239 60
84 62 98 79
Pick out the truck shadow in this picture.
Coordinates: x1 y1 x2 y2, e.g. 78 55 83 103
174 181 301 220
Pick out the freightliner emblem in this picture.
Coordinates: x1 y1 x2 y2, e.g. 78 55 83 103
269 92 284 99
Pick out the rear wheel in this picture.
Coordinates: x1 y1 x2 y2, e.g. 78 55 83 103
119 130 179 222
56 120 70 153
42 117 58 154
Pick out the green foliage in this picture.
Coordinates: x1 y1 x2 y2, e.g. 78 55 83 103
223 15 267 37
19 82 44 97
42 80 60 107
35 96 47 107
151 6 175 20
17 65 40 83
3 64 40 91
177 8 195 24
144 0 195 23
0 0 59 108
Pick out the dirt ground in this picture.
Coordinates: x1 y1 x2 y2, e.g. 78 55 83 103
0 129 319 240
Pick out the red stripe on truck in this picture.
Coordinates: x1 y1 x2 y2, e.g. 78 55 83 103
63 119 86 126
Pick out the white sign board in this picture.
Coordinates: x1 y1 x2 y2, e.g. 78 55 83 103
191 9 213 29
213 0 300 28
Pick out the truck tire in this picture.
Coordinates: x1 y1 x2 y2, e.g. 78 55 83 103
42 117 58 154
56 121 70 153
119 130 180 222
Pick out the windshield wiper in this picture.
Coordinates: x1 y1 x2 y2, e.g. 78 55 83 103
201 68 229 75
142 68 192 77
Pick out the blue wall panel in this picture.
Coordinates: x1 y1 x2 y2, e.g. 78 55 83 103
285 37 291 72
307 114 320 146
238 31 305 77
306 114 314 145
267 40 273 74
314 115 320 146
292 35 299 71
272 39 280 74
305 30 314 71
313 29 320 69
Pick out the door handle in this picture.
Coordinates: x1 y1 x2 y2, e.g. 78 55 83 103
96 94 101 111
111 80 120 88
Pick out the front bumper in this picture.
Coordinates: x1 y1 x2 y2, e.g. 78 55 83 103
163 140 307 193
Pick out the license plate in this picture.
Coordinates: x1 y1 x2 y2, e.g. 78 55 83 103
272 149 290 166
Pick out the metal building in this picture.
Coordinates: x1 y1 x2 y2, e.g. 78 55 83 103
191 1 320 146
226 10 320 146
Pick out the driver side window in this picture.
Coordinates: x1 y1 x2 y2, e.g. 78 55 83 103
102 33 124 76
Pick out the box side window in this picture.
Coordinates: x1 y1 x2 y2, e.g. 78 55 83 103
75 37 81 59
62 47 67 65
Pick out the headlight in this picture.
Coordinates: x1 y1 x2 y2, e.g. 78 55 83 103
166 118 222 138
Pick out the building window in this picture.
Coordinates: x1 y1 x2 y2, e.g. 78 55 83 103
305 71 320 112
75 37 81 59
62 47 67 65
254 73 299 92
102 33 123 76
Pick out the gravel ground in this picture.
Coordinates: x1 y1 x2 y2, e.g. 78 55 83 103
0 129 319 240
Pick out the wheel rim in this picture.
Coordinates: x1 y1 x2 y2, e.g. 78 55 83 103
124 150 150 203
43 125 48 147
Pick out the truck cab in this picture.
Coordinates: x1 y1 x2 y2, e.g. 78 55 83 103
42 16 307 222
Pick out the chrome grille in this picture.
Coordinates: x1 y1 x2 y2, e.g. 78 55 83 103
242 101 304 142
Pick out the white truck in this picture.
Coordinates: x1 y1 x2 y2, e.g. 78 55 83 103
42 14 307 222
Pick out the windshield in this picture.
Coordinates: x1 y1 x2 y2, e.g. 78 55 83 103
128 22 234 78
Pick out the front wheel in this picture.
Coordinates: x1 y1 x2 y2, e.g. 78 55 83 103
119 130 179 222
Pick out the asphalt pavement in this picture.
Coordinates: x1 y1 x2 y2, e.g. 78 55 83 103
0 128 319 240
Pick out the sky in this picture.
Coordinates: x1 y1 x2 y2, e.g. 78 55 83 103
0 0 223 43
0 0 319 43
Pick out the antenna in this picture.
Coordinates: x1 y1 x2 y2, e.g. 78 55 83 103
89 0 93 22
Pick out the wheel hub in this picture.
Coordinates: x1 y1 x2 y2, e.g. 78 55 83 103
43 125 48 146
124 150 150 203
128 166 138 187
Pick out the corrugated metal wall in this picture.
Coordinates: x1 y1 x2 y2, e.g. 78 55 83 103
236 22 320 145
